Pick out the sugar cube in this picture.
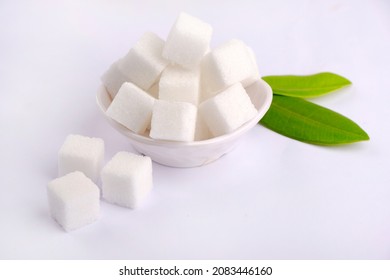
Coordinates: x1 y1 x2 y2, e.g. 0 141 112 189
118 32 169 90
101 152 153 209
58 134 104 182
195 113 212 141
145 83 159 131
150 100 197 142
106 82 155 134
159 65 200 106
199 83 257 137
163 13 212 69
100 59 129 99
47 171 100 231
244 46 260 87
201 39 259 98
147 82 159 99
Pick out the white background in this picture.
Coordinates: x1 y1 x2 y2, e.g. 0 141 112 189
0 0 389 259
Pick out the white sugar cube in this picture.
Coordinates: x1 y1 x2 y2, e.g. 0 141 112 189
201 39 259 98
195 114 212 141
101 152 153 209
163 13 212 69
245 46 260 87
47 171 100 231
159 65 200 106
118 32 169 90
58 134 104 182
147 82 159 99
106 82 155 134
199 83 257 137
100 59 129 99
150 100 197 142
146 83 159 131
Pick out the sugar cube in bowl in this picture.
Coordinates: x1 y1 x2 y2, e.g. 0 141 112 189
96 79 272 168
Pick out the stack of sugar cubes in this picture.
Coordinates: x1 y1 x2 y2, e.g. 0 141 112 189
46 13 260 232
101 12 260 142
47 134 153 231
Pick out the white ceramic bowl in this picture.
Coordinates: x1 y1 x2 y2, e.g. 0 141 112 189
96 79 273 167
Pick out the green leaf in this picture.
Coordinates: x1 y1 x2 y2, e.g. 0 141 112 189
262 72 352 98
259 95 369 145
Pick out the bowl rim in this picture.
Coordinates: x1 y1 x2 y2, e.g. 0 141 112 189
96 79 273 147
